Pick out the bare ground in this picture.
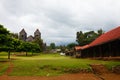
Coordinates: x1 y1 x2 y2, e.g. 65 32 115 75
0 73 120 80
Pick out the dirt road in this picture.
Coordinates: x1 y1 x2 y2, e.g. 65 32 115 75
0 73 120 80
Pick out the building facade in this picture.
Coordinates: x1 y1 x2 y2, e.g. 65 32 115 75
19 28 41 42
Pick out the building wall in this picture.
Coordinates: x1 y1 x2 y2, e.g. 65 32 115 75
80 39 120 58
26 35 34 42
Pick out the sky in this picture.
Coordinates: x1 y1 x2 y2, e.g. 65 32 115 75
0 0 120 46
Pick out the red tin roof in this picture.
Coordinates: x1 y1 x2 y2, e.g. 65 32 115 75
75 46 82 50
89 26 120 47
75 45 89 51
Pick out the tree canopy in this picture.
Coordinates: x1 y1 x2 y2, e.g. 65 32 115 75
76 29 104 46
0 24 13 51
50 43 56 49
0 24 10 46
33 38 43 51
67 43 76 50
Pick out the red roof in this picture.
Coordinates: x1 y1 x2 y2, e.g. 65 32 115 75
75 46 82 50
75 26 120 50
89 26 120 47
82 45 89 49
75 45 89 51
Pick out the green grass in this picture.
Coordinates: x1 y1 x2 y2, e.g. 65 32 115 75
104 61 120 70
0 52 9 75
0 52 8 56
0 52 120 76
10 59 90 76
0 63 9 75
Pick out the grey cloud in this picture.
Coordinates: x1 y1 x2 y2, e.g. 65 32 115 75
0 0 120 45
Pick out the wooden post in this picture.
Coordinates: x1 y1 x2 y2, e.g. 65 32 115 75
99 46 102 57
80 50 81 57
108 43 111 57
93 48 96 58
85 49 87 58
87 49 89 58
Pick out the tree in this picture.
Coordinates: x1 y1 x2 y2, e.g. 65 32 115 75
97 29 104 36
76 29 104 46
11 33 18 39
0 24 13 59
60 45 66 53
76 31 85 46
19 42 31 56
0 24 10 46
67 43 76 50
84 31 98 44
34 38 43 52
30 43 40 55
18 41 40 56
50 43 56 49
12 39 21 51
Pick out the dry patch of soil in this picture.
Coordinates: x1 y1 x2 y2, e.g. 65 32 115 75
0 73 120 80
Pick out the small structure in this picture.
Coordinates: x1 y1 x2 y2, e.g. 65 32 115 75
75 26 120 58
60 52 65 56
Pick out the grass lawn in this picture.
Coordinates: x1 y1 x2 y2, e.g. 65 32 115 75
0 52 120 76
0 52 9 75
0 62 9 75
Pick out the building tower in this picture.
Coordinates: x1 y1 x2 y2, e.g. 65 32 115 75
34 29 41 39
19 28 27 41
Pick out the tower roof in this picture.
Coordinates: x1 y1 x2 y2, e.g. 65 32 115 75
19 28 26 34
34 29 41 34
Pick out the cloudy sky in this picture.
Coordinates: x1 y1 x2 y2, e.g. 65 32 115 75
0 0 120 45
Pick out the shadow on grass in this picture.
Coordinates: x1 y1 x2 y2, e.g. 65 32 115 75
0 58 9 62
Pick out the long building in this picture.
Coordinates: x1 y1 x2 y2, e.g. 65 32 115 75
75 26 120 58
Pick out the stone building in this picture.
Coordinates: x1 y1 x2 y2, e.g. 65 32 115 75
19 28 41 42
26 35 34 42
19 28 46 51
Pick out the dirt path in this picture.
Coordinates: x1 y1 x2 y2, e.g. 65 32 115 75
0 73 120 80
90 64 109 74
0 63 120 80
4 62 13 75
0 73 102 80
90 64 120 80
